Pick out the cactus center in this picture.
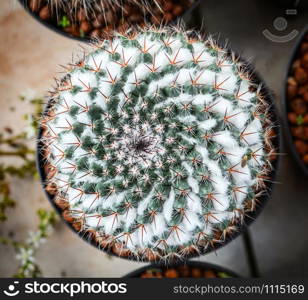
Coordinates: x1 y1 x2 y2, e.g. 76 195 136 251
117 124 163 165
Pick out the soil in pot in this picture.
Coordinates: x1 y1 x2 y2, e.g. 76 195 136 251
23 0 196 40
139 266 233 278
286 30 308 168
125 262 239 278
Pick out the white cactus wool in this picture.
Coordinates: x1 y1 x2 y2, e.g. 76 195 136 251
41 27 276 261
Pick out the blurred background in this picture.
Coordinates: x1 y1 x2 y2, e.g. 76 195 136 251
0 0 307 278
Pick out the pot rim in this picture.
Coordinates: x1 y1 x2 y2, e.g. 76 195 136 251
18 0 203 42
36 43 281 264
123 260 240 278
282 25 308 176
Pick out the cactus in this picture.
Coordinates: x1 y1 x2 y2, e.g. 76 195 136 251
40 27 276 262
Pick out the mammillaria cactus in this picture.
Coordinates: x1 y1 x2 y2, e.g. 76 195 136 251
40 27 276 262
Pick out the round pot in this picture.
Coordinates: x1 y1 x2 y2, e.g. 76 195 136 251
124 261 240 278
36 45 281 263
282 25 308 176
18 0 203 42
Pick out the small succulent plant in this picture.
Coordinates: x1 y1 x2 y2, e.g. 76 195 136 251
40 27 276 261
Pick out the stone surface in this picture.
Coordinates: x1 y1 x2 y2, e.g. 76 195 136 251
0 0 307 277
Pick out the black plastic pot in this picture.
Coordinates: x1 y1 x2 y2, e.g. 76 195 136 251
36 47 281 263
282 25 308 176
124 261 240 278
18 0 203 42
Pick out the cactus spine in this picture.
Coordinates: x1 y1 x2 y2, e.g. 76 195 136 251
41 27 275 261
45 0 164 18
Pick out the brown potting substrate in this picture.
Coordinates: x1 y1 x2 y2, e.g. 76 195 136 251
287 32 308 165
26 0 195 39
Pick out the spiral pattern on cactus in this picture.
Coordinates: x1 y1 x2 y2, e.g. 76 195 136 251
41 28 275 261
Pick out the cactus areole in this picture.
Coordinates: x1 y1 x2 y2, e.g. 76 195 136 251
39 28 277 262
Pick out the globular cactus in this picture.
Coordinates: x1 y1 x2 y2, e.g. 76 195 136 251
41 27 276 262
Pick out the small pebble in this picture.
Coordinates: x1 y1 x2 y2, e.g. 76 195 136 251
295 67 308 85
39 6 50 20
80 21 92 33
